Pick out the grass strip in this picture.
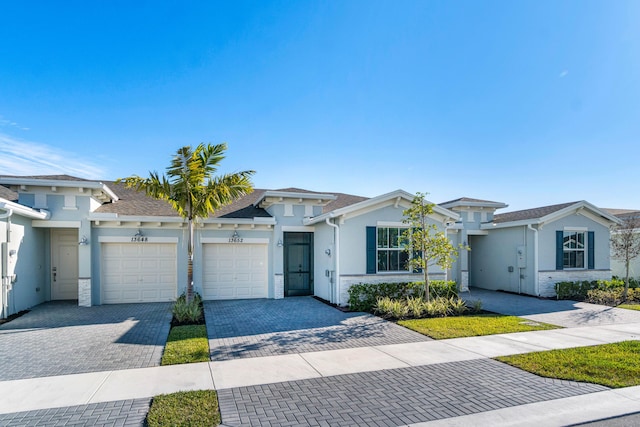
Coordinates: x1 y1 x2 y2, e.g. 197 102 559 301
398 314 559 339
618 303 640 311
497 341 640 388
147 390 220 426
161 325 210 365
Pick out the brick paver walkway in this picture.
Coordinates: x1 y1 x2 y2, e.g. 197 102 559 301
0 302 172 381
0 399 150 426
218 358 608 426
205 297 430 360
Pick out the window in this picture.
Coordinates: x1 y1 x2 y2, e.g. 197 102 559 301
376 227 409 272
563 231 585 269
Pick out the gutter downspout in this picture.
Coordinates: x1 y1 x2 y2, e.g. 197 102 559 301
0 208 12 320
528 224 539 296
326 217 340 305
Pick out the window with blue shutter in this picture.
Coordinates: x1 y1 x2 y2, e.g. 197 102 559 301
588 231 595 269
556 231 564 270
366 226 376 274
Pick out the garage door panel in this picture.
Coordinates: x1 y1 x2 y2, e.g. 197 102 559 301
101 243 177 304
203 243 267 300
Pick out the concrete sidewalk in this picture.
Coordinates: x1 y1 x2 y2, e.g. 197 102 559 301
1 320 639 425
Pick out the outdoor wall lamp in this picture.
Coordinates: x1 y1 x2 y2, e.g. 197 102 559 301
325 248 331 256
277 239 283 247
134 229 144 238
78 236 89 246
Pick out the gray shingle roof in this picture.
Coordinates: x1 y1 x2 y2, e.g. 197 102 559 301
604 208 640 221
0 174 93 182
96 184 367 219
493 201 579 224
0 185 18 202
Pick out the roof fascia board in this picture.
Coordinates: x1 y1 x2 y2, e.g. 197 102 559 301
305 189 460 225
254 190 337 207
0 177 119 202
441 201 508 209
539 201 621 226
481 219 538 230
0 199 50 219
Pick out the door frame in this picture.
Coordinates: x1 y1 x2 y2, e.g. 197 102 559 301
50 228 79 300
283 232 314 297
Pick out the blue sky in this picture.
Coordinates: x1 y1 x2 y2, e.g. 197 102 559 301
1 1 639 211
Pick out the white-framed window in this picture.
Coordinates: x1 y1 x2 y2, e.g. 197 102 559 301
377 227 409 272
563 231 585 269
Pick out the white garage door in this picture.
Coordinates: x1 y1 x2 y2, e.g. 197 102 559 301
101 243 177 304
203 243 268 300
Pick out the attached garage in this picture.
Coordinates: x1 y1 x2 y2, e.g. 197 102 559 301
101 243 177 304
203 243 268 300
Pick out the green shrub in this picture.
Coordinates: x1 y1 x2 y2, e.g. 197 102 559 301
172 293 203 324
586 288 624 306
374 297 409 319
555 279 628 301
448 297 468 316
347 281 457 312
468 299 483 313
406 296 425 318
425 297 449 317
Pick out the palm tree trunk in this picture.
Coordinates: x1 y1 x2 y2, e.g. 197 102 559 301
187 217 194 304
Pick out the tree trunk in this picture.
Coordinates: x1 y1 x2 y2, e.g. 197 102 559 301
624 259 630 302
186 217 194 304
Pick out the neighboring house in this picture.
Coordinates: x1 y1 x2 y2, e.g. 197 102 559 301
0 175 621 318
606 209 640 280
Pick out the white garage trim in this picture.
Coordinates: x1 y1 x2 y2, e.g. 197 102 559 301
201 237 269 244
203 243 268 300
101 243 177 304
98 236 179 243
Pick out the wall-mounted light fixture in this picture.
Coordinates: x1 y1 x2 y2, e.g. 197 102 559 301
325 248 331 256
79 236 89 246
232 230 240 239
277 239 283 247
134 229 144 238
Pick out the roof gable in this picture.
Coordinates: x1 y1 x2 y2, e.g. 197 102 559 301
489 201 620 228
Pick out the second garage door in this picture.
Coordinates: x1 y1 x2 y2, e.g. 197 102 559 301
101 243 177 304
203 243 268 300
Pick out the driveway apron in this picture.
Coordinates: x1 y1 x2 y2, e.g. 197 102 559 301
205 296 430 360
462 288 640 327
0 301 172 381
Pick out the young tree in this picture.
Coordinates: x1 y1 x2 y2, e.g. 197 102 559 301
401 192 463 302
611 214 640 301
118 143 254 303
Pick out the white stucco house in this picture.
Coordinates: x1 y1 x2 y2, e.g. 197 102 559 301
0 174 621 318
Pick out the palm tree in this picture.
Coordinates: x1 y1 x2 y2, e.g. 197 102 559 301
118 143 254 303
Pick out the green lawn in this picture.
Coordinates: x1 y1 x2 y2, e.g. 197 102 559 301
147 390 220 426
161 325 210 365
618 303 640 311
497 341 640 388
398 314 559 339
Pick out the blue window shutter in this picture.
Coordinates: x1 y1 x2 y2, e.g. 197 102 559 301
556 231 564 270
588 231 595 269
366 226 377 274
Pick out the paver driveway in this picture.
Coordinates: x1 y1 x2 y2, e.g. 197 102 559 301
205 296 430 360
0 301 172 381
462 288 640 327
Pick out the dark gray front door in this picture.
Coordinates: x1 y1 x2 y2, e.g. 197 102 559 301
284 232 314 297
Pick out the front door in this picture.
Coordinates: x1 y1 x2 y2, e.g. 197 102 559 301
284 232 313 297
51 229 79 300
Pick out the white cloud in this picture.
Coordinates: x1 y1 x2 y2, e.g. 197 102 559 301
0 133 106 179
0 115 29 131
559 70 569 78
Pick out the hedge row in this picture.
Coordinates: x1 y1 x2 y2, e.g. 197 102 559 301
347 280 457 312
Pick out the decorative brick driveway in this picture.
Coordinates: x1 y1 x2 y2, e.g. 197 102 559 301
0 301 171 381
205 297 430 360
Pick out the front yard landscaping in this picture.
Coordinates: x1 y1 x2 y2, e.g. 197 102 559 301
497 341 640 388
161 325 210 365
147 390 220 427
618 303 640 311
399 314 559 339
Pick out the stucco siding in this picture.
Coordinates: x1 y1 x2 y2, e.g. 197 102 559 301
469 226 535 295
537 214 611 271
